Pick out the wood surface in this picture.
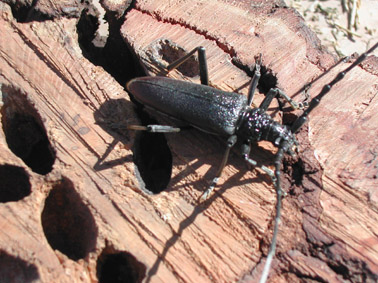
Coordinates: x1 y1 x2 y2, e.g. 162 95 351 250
0 0 377 282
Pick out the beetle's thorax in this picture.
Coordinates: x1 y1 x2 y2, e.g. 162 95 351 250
236 108 296 149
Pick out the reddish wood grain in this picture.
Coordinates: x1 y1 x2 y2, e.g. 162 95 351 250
0 0 377 282
121 0 378 281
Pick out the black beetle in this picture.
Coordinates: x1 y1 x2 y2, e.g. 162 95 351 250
126 43 378 283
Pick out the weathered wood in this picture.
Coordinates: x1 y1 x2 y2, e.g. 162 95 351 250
0 0 377 282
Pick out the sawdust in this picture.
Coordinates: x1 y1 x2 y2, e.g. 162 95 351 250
286 0 378 57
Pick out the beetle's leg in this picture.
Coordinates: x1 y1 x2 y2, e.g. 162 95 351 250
197 47 209 86
247 53 262 107
127 125 181 133
241 143 276 182
166 46 209 85
200 135 237 201
259 89 279 112
275 89 308 110
260 88 307 111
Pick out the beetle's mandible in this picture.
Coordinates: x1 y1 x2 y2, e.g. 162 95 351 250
126 43 378 283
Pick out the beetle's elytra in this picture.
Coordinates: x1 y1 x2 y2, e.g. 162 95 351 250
128 76 250 136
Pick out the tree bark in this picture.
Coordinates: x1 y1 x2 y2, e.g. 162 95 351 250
0 0 377 282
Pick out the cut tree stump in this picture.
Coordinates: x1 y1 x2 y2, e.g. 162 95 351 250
0 0 377 282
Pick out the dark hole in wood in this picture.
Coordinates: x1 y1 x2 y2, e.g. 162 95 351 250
41 177 97 260
0 165 31 203
77 7 143 86
132 109 172 195
1 85 55 175
157 39 199 78
290 159 305 186
257 65 278 95
77 8 102 59
97 251 146 283
6 1 51 23
0 250 40 282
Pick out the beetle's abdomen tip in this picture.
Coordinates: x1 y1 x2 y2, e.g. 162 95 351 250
126 77 142 91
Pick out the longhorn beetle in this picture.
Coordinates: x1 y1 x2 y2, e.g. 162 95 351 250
126 42 378 282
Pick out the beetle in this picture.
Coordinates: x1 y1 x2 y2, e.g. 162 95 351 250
126 43 378 283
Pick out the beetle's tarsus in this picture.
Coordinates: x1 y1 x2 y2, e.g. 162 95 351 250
199 180 217 202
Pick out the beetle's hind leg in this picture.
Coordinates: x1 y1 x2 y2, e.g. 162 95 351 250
127 124 181 133
166 46 209 86
200 135 237 201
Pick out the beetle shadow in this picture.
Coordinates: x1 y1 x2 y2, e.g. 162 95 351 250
168 152 274 195
94 98 175 194
93 98 136 171
131 120 278 280
145 167 265 283
288 55 349 102
144 131 325 281
165 127 277 194
92 96 290 197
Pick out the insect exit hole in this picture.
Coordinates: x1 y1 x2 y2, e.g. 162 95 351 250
131 110 173 195
97 249 146 283
0 251 40 282
41 177 97 260
1 85 56 175
0 165 31 203
133 131 172 195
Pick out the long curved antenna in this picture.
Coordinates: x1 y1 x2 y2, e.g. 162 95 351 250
291 42 378 133
259 144 286 283
260 42 378 282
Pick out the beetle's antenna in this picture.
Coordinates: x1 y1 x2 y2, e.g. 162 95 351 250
291 42 378 133
259 42 378 282
259 144 286 283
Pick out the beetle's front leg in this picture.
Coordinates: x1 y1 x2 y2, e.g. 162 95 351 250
247 53 262 107
259 88 279 111
241 143 277 184
275 89 309 110
200 135 237 201
259 87 308 111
